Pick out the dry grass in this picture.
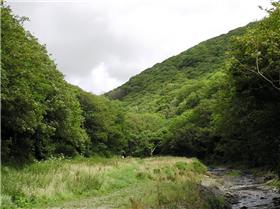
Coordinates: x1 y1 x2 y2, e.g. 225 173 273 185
1 156 222 209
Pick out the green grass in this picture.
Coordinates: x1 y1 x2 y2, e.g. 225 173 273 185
267 178 280 189
1 156 224 209
225 170 241 177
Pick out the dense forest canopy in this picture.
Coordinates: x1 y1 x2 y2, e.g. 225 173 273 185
1 2 280 175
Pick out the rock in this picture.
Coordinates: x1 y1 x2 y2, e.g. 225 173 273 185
225 192 239 204
255 177 265 184
207 167 280 209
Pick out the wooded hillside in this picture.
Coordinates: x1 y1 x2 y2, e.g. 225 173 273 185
1 3 280 174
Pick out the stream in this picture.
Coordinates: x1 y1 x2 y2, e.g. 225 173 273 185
204 167 280 209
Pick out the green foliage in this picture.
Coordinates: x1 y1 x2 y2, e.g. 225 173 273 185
213 2 280 171
123 112 166 156
1 5 129 163
107 2 280 173
1 6 88 162
106 26 245 115
160 71 229 159
102 22 245 165
76 89 126 156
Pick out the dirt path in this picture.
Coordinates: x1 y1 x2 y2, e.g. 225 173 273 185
205 167 280 209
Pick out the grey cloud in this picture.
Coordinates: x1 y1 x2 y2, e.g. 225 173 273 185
9 2 152 82
7 0 270 94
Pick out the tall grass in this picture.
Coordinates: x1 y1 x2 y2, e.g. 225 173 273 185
1 156 224 209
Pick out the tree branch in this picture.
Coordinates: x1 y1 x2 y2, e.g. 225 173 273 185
255 54 280 92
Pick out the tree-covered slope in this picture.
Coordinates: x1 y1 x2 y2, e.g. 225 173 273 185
1 6 126 162
2 1 279 175
1 6 87 161
107 2 280 173
106 26 246 115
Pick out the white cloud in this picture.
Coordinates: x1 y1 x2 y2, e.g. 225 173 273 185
67 63 122 95
7 0 272 94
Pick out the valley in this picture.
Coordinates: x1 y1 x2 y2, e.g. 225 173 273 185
1 2 280 209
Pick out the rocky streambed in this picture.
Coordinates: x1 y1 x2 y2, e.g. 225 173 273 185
203 167 280 209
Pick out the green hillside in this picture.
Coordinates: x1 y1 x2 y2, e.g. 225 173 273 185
106 26 246 115
106 3 280 171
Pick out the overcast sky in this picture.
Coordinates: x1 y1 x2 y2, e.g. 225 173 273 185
7 0 271 94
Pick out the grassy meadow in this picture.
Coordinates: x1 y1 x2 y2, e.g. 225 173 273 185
1 156 225 209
